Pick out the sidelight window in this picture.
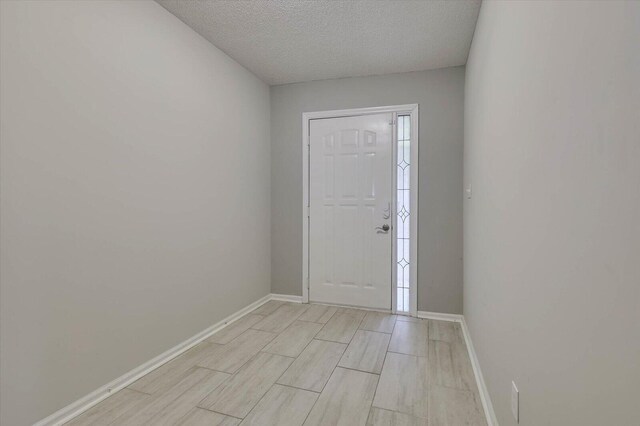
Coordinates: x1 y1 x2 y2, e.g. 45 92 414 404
396 115 411 312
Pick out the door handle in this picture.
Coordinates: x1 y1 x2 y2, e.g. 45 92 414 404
375 224 390 233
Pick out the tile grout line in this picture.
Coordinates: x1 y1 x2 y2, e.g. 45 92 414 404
370 342 391 414
296 318 329 325
123 387 154 396
196 405 244 421
274 382 321 394
330 364 382 376
386 350 428 358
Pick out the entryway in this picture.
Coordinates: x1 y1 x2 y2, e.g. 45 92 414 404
302 105 418 314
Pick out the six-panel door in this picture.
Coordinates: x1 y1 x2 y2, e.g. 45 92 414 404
309 113 392 309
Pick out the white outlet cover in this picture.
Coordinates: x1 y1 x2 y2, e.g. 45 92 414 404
511 381 519 423
465 184 472 199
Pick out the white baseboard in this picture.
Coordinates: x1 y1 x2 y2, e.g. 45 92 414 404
417 310 464 322
270 293 303 303
460 317 499 426
34 293 273 426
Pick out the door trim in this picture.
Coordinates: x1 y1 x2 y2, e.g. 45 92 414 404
302 104 419 316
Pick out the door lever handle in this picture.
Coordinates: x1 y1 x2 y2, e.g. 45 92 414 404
375 224 390 233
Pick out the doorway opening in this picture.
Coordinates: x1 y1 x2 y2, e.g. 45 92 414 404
302 105 419 316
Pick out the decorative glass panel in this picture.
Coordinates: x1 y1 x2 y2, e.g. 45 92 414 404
397 115 410 312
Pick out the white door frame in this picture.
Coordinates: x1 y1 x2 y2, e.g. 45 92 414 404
302 104 419 316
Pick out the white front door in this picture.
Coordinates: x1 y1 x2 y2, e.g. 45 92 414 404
309 113 393 309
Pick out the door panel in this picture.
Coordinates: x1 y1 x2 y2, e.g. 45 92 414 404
309 113 392 309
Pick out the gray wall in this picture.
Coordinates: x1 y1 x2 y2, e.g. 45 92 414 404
464 2 640 425
0 1 270 425
271 68 465 313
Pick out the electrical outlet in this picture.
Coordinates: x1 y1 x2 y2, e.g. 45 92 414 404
465 184 472 199
511 381 519 423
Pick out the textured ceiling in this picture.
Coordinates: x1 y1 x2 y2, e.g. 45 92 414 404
156 0 481 85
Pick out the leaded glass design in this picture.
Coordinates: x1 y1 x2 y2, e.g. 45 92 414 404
397 115 410 312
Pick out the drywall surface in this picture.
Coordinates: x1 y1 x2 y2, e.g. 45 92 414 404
464 1 640 425
0 1 270 424
271 68 465 313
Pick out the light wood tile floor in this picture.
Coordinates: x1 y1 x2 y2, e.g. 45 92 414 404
66 303 487 426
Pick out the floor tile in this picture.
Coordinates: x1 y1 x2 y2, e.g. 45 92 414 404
208 314 266 344
395 316 425 323
263 320 323 357
251 300 286 316
388 320 429 357
303 367 379 426
277 339 346 392
336 307 368 320
145 370 231 425
128 341 222 394
240 384 318 426
178 408 240 425
373 352 428 419
429 385 487 426
64 388 150 426
428 340 476 391
428 320 462 343
199 352 294 418
338 330 390 374
69 304 486 426
298 304 338 323
315 312 363 344
119 367 218 425
252 303 308 333
198 329 277 373
359 312 397 334
366 408 425 425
